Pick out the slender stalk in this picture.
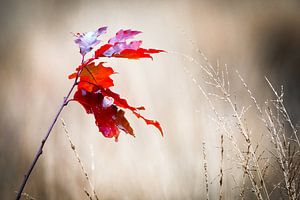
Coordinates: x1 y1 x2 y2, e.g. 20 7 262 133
219 134 224 200
15 57 84 199
61 118 99 200
16 81 77 199
202 142 209 200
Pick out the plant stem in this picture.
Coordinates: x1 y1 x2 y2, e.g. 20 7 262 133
16 74 80 200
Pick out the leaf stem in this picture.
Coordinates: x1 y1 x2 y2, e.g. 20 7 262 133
15 67 81 200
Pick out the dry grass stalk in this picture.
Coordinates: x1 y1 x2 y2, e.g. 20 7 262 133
172 32 300 198
238 70 300 199
265 78 299 147
219 134 224 200
14 191 36 200
202 142 209 200
240 173 246 200
183 56 268 199
61 118 99 200
84 188 93 200
182 58 264 198
263 84 299 200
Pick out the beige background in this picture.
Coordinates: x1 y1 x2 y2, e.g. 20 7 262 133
0 0 299 199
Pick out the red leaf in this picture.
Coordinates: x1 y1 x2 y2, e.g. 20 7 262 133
101 88 145 111
102 88 163 136
114 48 165 59
132 112 163 136
70 62 115 92
74 89 134 141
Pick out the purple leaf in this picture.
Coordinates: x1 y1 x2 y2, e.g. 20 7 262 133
108 29 142 44
74 26 107 56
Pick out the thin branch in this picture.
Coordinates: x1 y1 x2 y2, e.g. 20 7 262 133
15 58 86 199
16 80 77 200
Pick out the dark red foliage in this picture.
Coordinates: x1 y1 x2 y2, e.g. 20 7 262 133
101 88 163 136
74 89 134 141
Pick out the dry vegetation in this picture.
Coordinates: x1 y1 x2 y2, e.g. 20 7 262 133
180 48 300 199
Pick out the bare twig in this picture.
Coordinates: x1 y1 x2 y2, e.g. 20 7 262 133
15 56 94 199
15 76 78 200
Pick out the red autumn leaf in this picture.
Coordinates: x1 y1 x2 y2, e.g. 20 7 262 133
101 88 145 111
101 88 163 136
74 89 134 141
113 48 165 59
95 44 164 60
132 111 163 136
69 62 115 92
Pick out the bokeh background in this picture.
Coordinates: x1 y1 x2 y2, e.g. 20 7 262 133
0 0 299 199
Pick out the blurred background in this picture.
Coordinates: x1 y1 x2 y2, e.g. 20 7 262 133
0 0 299 199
